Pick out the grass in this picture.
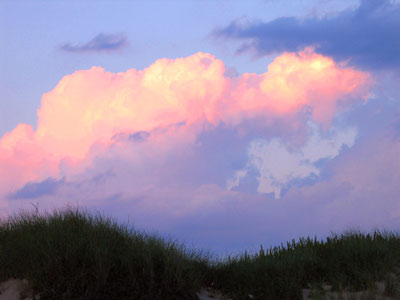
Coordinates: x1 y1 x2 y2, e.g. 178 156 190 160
0 207 209 300
1 207 400 300
211 231 400 299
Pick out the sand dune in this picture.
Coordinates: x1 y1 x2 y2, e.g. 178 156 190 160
0 279 36 300
1 276 399 300
196 287 233 300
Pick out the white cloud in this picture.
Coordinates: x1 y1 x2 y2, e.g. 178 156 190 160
227 122 358 198
302 122 357 162
226 169 248 191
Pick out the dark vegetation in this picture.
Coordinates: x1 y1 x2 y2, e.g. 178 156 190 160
0 207 400 300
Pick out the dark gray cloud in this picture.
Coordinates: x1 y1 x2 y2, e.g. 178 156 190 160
9 177 64 199
60 33 128 53
215 0 400 69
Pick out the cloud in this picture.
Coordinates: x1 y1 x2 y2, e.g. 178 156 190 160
101 108 400 255
128 131 151 142
8 177 64 199
15 122 399 255
0 50 374 253
60 33 128 53
0 50 370 203
228 122 358 198
283 128 400 232
215 0 400 69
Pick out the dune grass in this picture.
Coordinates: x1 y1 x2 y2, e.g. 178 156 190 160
0 207 209 300
0 207 400 300
211 231 400 299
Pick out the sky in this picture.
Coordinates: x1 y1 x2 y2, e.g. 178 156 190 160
1 0 400 256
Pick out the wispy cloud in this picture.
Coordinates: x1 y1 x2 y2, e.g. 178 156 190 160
60 33 128 53
214 0 400 69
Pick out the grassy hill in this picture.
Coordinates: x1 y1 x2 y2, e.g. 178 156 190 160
1 207 400 300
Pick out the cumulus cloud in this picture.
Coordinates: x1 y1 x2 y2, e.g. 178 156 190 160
215 0 400 69
60 33 128 53
0 47 375 252
0 50 370 206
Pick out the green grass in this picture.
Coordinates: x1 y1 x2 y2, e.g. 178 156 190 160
1 207 400 300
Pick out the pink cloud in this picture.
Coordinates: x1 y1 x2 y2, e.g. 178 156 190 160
0 49 371 205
